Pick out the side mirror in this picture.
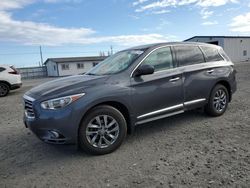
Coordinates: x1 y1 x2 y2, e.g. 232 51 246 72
134 64 154 77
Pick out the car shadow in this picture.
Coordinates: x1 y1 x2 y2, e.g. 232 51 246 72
131 109 208 137
44 110 208 155
1 109 210 179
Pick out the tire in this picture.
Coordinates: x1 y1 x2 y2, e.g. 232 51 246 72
78 105 127 155
0 82 10 97
205 84 229 116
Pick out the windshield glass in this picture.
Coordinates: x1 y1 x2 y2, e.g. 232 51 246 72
86 50 145 75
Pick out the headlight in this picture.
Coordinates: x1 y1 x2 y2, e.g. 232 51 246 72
41 93 85 110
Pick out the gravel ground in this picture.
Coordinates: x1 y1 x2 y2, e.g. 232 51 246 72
0 63 250 188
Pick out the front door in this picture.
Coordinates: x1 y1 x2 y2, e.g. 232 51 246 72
130 46 184 124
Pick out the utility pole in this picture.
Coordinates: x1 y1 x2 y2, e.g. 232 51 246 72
110 45 113 55
39 45 43 67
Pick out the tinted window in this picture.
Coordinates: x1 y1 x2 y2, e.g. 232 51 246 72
201 46 224 62
175 46 205 66
219 48 230 61
141 47 173 72
0 67 6 72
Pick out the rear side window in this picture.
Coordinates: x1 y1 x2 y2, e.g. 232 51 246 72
10 66 19 74
201 46 224 62
175 46 205 66
0 67 6 72
219 48 230 61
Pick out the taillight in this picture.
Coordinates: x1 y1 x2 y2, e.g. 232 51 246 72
8 71 18 75
9 66 19 75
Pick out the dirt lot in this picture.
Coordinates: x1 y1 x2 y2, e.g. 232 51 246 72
0 63 250 188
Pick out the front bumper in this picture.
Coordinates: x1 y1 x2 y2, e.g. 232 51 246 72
23 96 85 144
23 112 78 144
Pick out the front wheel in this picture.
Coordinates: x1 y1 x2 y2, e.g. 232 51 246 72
78 105 127 155
205 84 229 116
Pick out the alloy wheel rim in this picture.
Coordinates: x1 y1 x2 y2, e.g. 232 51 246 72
213 89 227 112
86 115 119 148
0 85 7 96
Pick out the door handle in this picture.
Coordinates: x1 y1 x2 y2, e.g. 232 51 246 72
169 77 180 82
207 69 214 74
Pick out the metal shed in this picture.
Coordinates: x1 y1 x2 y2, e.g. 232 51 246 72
185 36 250 62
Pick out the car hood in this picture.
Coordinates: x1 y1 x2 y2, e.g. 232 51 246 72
25 74 108 100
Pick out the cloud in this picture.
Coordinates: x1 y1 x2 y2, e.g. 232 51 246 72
202 21 218 25
135 0 177 12
197 0 238 7
133 0 149 6
152 9 171 14
134 0 238 12
200 8 213 19
0 0 82 11
128 14 140 20
0 2 175 46
0 11 95 46
43 0 82 3
93 34 175 46
230 12 250 33
0 0 34 10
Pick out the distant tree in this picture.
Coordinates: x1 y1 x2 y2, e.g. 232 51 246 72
99 51 106 57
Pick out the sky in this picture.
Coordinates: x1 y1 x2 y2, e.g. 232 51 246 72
0 0 250 67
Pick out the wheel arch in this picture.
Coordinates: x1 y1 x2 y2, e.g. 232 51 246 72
214 80 232 102
0 80 11 88
78 100 133 136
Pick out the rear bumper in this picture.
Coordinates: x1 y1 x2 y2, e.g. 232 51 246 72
10 83 22 90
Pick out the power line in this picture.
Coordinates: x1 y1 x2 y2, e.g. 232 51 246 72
0 50 108 56
0 45 119 57
44 51 102 54
0 52 39 55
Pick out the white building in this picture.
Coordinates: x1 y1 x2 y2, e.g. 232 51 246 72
44 56 107 77
185 36 250 62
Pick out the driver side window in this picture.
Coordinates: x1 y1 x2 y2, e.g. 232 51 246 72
141 47 173 72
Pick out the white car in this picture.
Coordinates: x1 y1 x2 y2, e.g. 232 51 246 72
0 65 22 97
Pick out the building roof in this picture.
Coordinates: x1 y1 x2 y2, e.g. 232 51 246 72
44 56 107 64
185 36 250 41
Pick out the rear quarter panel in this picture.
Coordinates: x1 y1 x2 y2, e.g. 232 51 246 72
182 62 234 105
0 67 22 85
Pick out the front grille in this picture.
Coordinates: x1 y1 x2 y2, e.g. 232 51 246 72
24 98 35 118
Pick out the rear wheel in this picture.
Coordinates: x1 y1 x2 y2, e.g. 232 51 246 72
0 83 10 97
78 105 127 155
205 84 229 116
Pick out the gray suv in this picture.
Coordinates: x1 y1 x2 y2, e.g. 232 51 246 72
23 42 237 155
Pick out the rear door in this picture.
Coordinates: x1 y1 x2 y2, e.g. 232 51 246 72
130 46 184 124
174 45 215 109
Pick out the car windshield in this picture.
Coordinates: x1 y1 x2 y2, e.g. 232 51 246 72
86 50 145 75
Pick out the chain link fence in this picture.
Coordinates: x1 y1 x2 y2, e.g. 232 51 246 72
18 66 47 79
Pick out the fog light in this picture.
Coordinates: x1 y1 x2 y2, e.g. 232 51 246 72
50 131 60 138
